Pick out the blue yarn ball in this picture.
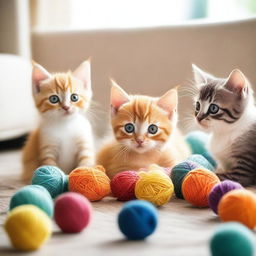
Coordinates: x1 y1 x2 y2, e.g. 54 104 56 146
186 131 210 155
9 185 53 217
32 166 66 198
187 154 214 171
210 222 255 256
118 200 158 240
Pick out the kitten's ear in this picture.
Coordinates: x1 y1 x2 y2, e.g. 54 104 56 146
224 69 247 94
157 88 178 118
192 64 214 85
110 80 130 116
32 63 51 94
73 59 91 91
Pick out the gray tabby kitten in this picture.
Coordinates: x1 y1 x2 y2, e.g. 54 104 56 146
192 64 256 186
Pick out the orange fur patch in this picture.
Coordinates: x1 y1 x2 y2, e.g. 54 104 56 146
97 94 191 179
34 72 89 113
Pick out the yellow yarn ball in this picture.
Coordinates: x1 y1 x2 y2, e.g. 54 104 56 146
4 205 52 251
135 164 174 206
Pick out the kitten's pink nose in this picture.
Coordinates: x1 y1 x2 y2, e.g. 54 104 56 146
62 105 70 111
135 138 144 146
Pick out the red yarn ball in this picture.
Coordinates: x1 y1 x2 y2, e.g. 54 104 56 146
111 171 140 201
54 192 92 233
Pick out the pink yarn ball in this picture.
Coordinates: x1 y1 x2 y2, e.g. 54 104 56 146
111 171 140 201
54 192 92 233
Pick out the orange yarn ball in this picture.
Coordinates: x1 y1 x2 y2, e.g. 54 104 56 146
69 165 110 201
218 189 256 229
182 168 220 207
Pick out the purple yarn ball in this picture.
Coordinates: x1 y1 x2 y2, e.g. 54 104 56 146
208 180 243 214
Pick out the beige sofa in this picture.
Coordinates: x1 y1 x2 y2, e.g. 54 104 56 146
32 18 256 135
1 18 256 140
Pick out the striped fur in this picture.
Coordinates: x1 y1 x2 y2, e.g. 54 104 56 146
22 61 94 181
96 83 190 179
192 64 256 186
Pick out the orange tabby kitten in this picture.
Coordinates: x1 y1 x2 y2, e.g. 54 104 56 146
22 60 94 181
97 82 190 179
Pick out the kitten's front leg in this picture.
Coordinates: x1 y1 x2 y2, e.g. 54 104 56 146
216 169 254 187
76 137 95 167
39 143 59 166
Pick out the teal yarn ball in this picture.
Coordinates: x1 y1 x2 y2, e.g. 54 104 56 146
186 131 210 155
187 154 214 171
170 161 199 199
210 222 255 256
202 151 217 168
9 185 53 217
32 166 66 198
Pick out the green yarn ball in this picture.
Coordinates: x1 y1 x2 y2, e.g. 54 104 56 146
186 131 210 155
210 222 255 256
171 161 199 199
9 185 53 217
32 166 67 198
187 154 214 171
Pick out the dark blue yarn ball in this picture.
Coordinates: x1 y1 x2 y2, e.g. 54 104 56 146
118 200 158 240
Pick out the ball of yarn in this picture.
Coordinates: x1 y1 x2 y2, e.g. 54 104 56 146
201 151 217 168
9 185 53 217
135 165 174 206
32 165 67 198
118 200 158 240
4 205 52 251
69 165 110 201
218 189 256 229
182 168 220 207
210 222 255 256
170 160 199 199
208 180 243 214
54 192 92 233
185 131 210 155
111 171 140 201
63 175 69 192
186 154 214 171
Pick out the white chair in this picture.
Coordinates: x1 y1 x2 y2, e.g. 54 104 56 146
0 54 37 141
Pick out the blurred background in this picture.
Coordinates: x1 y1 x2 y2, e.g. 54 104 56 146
0 0 256 142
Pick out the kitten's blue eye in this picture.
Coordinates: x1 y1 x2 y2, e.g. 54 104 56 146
208 104 219 114
49 95 59 104
124 123 135 133
196 101 200 112
71 93 79 102
148 124 158 134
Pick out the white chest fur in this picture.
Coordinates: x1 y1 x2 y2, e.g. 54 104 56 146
40 114 94 172
210 133 233 169
210 104 256 170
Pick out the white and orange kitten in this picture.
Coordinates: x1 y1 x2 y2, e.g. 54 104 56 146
22 60 95 180
97 82 190 179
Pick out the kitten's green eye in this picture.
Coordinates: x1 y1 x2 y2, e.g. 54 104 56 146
124 123 135 133
71 93 79 102
148 124 158 134
196 101 200 112
208 104 219 114
49 95 59 104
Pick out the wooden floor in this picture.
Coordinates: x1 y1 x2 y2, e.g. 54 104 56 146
0 150 228 256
